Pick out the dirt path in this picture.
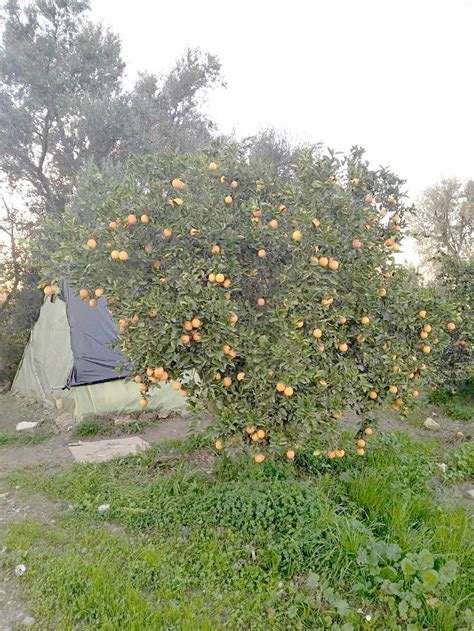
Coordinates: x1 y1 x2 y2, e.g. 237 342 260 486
0 392 196 472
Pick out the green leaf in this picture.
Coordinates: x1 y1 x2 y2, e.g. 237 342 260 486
421 569 439 591
401 557 417 578
417 548 434 570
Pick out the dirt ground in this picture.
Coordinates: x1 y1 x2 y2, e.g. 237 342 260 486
0 392 472 629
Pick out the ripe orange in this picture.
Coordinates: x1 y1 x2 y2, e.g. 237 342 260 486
246 425 255 434
319 256 329 267
351 178 360 185
173 197 183 206
139 398 148 409
43 285 54 297
252 209 262 218
216 273 225 284
208 162 218 171
422 345 431 354
211 244 220 254
134 375 142 384
127 214 137 225
257 297 266 306
140 214 150 223
365 193 373 204
214 372 222 381
338 342 348 352
257 248 266 258
312 218 321 227
352 239 362 249
380 207 388 217
356 448 365 456
208 273 216 283
237 372 245 382
335 450 345 458
183 321 193 331
87 238 97 249
172 381 182 391
163 228 172 238
89 298 97 308
255 454 266 463
369 391 378 400
223 278 231 288
364 427 373 436
229 313 238 324
118 250 128 261
215 440 223 450
276 382 286 392
283 386 294 397
269 219 279 229
296 320 304 329
223 376 232 387
94 288 104 298
286 450 296 460
361 316 370 325
318 344 325 352
411 390 419 397
257 429 265 439
420 331 428 339
154 366 164 378
329 259 339 270
111 250 120 260
447 322 456 331
172 178 185 190
109 221 117 230
378 288 387 297
231 180 238 189
419 309 427 319
193 332 202 342
327 451 336 459
191 318 201 328
389 385 398 394
292 230 302 241
312 328 323 339
357 439 366 448
251 432 259 442
181 334 190 344
338 315 347 324
79 288 89 300
224 195 233 204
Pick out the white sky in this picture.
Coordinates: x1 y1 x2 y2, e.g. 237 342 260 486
91 0 474 205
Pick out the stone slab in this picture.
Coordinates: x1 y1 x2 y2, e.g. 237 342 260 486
68 437 150 464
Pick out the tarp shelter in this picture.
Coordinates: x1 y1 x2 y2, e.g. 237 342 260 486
12 283 186 421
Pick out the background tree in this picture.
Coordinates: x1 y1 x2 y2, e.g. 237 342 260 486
0 0 224 216
411 178 473 265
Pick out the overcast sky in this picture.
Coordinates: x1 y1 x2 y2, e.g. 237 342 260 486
91 0 473 204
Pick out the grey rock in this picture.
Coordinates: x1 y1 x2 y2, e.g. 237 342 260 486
15 422 38 431
423 417 440 430
21 615 35 627
466 489 474 499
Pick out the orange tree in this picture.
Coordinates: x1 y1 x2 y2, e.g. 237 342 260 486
37 147 463 461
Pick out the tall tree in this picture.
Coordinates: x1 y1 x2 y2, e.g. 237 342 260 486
0 0 125 214
412 178 473 263
0 0 224 216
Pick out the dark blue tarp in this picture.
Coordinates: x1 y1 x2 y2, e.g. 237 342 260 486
61 282 130 387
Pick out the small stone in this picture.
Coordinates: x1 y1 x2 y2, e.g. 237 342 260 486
97 503 110 513
438 463 448 474
21 615 36 627
466 489 474 499
15 422 38 431
14 564 26 576
424 417 440 430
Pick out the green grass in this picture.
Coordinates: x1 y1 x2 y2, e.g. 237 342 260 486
428 380 474 422
0 426 51 446
3 432 474 629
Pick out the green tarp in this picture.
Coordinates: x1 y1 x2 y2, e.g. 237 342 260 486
12 295 186 421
